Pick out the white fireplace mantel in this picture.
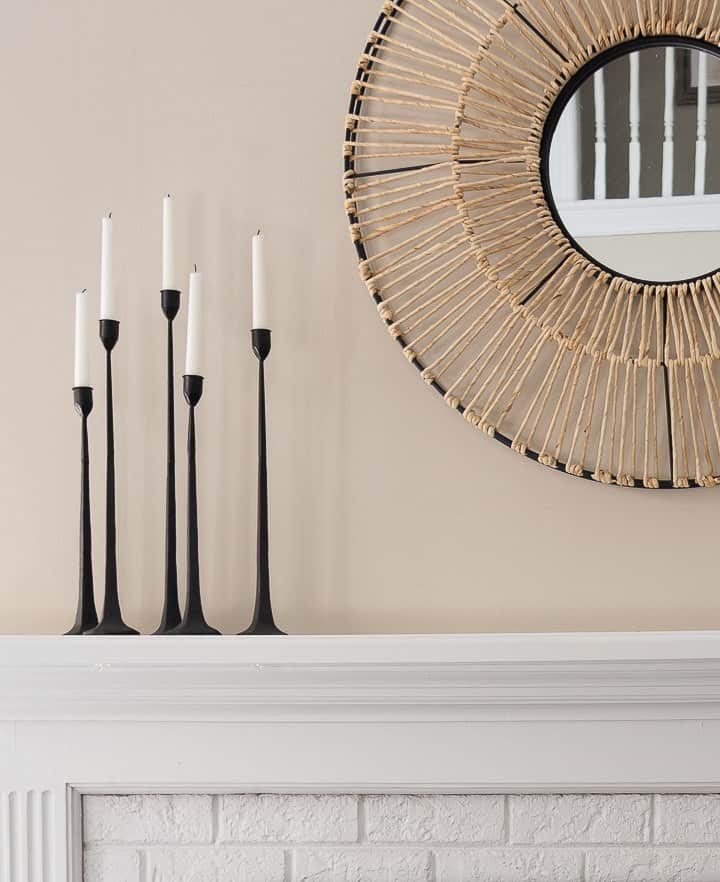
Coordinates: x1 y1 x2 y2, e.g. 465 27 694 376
3 631 720 880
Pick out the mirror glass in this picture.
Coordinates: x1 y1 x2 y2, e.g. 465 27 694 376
547 42 720 283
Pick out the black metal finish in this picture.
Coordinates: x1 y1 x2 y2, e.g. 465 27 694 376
241 329 285 635
65 387 98 635
539 35 720 288
87 320 138 635
343 13 717 489
155 290 182 634
167 375 219 635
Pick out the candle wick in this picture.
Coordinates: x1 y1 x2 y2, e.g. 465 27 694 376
108 212 112 219
81 288 87 294
194 264 197 273
167 193 171 198
257 228 261 236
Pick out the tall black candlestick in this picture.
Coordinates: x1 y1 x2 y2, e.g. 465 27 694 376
87 320 138 636
169 375 219 635
241 329 285 635
65 387 99 635
155 290 182 634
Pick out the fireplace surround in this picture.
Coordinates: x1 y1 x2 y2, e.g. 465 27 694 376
3 632 720 880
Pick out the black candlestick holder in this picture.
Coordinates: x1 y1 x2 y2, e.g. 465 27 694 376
65 387 99 635
87 320 138 636
168 375 219 635
155 290 182 634
241 329 285 635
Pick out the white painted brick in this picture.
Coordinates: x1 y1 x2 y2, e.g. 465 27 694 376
219 794 357 842
656 795 720 843
295 847 431 881
586 848 720 881
435 848 582 882
83 847 140 882
83 795 213 844
366 795 504 843
509 794 650 844
147 847 285 882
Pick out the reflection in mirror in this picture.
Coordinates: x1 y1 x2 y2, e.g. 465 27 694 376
548 42 720 283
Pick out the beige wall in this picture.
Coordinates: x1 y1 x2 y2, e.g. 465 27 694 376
1 0 719 636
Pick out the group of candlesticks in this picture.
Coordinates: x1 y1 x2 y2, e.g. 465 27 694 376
67 195 284 636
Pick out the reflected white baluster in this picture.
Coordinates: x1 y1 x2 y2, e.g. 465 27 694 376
594 69 607 200
695 51 708 196
629 52 641 199
662 47 675 198
550 93 581 202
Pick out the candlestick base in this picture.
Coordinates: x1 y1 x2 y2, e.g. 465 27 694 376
240 620 286 636
166 618 221 636
86 619 140 637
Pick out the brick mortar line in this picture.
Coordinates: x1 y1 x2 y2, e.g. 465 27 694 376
285 848 293 882
358 795 367 844
139 848 148 882
428 849 437 882
649 793 656 844
212 794 220 844
85 842 720 851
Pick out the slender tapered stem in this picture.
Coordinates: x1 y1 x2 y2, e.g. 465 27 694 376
155 314 181 633
255 360 272 621
242 329 284 635
104 347 119 616
87 321 138 635
168 375 219 635
66 388 98 635
186 404 201 615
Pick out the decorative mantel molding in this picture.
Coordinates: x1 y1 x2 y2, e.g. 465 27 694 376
4 632 720 721
2 632 720 881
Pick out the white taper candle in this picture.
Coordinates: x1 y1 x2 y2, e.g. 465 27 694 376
252 230 269 329
185 268 204 376
162 195 177 290
99 214 116 320
74 289 91 388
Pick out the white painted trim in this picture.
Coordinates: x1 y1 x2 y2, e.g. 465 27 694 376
4 633 720 881
556 194 720 237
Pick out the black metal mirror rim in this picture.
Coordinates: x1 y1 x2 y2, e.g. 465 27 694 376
539 34 720 289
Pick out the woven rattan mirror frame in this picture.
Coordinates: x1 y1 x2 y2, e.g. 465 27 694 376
344 0 720 489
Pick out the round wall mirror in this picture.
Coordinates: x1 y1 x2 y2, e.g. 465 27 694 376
544 38 720 284
347 3 720 490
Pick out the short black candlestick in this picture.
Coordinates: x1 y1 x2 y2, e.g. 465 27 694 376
241 329 285 635
155 290 182 634
87 320 138 636
168 375 219 635
65 387 99 635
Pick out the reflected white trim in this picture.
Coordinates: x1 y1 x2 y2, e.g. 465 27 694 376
556 194 720 237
